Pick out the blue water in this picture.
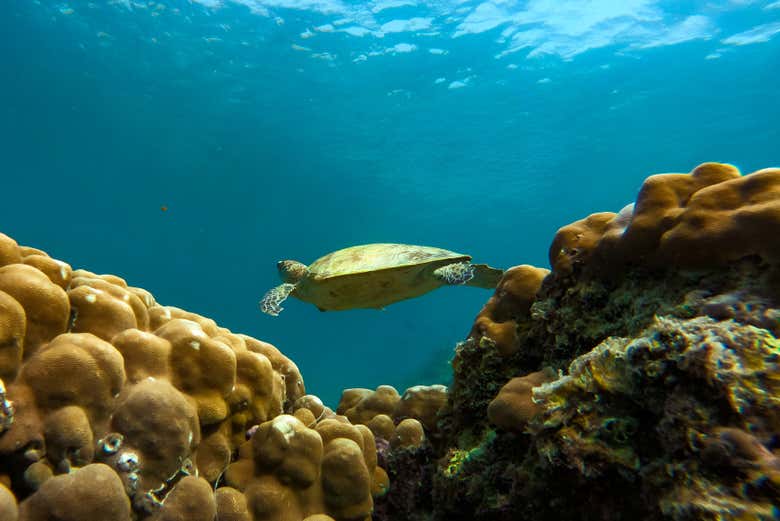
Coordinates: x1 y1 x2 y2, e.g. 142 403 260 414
1 0 778 406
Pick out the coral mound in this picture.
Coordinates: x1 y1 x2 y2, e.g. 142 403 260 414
550 163 780 274
0 232 383 521
432 163 780 521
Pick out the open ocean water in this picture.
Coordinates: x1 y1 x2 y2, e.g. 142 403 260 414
1 0 778 406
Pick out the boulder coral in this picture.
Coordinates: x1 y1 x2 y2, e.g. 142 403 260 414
468 265 550 357
0 263 69 359
487 368 556 432
389 419 425 450
393 384 448 436
337 383 449 438
223 414 381 521
332 385 449 521
0 482 18 521
0 290 26 381
550 163 780 275
18 463 132 521
148 476 217 521
0 231 381 521
68 270 150 340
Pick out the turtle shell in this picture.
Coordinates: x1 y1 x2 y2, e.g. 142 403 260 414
295 243 471 311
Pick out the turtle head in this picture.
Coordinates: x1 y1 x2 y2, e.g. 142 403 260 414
277 260 307 284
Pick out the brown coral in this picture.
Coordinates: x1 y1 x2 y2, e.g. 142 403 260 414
469 264 550 356
21 253 71 291
366 414 395 441
0 234 22 266
338 385 400 425
20 332 126 425
294 394 326 419
0 264 69 357
549 163 780 277
67 284 139 342
549 212 617 275
0 290 26 380
223 413 380 521
656 167 780 267
149 476 217 521
390 418 425 449
156 318 237 425
215 486 251 521
231 349 283 441
70 271 150 331
43 405 94 472
321 438 373 520
0 233 321 521
18 463 132 521
109 378 200 494
393 384 448 434
333 383 449 446
487 368 556 432
111 329 171 383
255 415 324 489
242 336 305 408
0 482 18 521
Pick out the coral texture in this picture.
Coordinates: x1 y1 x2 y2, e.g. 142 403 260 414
486 368 555 432
550 162 780 274
430 163 780 521
468 264 550 356
0 232 381 521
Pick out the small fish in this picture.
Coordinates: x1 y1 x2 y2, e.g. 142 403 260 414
161 205 168 212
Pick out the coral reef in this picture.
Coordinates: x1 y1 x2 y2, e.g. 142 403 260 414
431 163 780 520
0 232 382 521
468 264 551 357
549 162 780 274
486 368 555 432
0 162 778 521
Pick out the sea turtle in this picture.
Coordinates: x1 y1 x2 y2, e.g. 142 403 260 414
259 243 504 316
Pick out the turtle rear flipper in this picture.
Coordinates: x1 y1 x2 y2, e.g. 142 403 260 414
466 263 504 289
259 283 296 316
434 262 503 288
434 262 476 285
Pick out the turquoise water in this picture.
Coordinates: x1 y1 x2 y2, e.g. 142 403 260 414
1 0 778 406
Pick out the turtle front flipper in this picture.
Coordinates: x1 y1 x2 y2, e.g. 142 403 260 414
259 283 296 316
433 262 476 285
